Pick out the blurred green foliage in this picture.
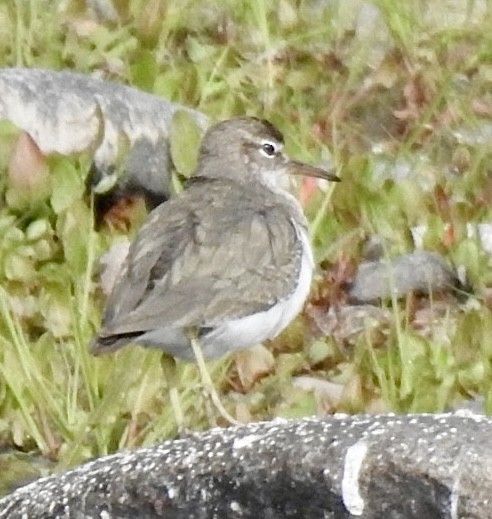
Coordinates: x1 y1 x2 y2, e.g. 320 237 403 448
1 0 492 493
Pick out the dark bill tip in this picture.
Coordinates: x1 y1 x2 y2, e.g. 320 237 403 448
287 159 340 182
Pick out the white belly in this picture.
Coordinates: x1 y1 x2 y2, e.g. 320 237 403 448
200 228 314 358
136 223 314 361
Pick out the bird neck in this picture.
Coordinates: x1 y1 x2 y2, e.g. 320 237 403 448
190 174 309 233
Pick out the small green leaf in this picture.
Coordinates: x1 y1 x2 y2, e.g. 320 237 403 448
169 110 203 177
2 227 24 245
4 253 35 283
50 158 84 214
56 200 93 274
26 219 51 241
39 288 72 338
32 239 56 262
308 339 336 365
186 38 217 63
130 48 158 91
154 70 184 100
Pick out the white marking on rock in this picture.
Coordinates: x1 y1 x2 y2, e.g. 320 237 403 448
450 472 460 519
341 439 368 516
233 434 264 450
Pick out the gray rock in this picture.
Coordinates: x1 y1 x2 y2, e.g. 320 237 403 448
0 67 209 217
87 0 119 23
347 251 465 303
0 413 490 518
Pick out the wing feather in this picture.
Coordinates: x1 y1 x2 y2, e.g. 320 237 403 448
98 179 304 339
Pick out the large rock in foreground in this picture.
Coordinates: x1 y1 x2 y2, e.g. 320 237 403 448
0 413 489 518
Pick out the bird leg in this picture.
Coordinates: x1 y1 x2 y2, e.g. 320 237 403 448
160 354 186 433
187 328 242 426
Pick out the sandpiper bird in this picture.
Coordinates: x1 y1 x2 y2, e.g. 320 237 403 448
91 117 339 423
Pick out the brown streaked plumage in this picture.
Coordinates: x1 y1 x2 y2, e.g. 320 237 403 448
91 117 339 360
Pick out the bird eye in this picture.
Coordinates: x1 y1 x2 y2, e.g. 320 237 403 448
261 142 277 157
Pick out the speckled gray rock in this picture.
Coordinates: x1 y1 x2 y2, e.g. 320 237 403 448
0 67 209 215
347 251 465 303
0 413 490 518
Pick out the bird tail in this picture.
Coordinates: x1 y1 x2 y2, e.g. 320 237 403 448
89 332 141 356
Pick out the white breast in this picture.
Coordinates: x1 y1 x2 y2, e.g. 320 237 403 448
200 225 314 358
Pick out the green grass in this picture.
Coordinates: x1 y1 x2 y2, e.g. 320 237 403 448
1 0 492 493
